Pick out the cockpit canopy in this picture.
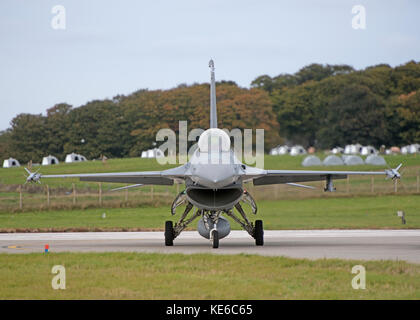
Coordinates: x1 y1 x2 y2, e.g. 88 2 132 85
198 128 231 153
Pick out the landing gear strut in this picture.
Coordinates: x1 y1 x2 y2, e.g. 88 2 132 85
166 193 201 246
204 211 222 249
224 200 264 246
168 189 264 247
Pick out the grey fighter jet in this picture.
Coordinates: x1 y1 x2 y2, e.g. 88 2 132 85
25 60 402 248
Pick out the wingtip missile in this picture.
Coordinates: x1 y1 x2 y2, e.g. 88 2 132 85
24 167 42 184
385 163 402 180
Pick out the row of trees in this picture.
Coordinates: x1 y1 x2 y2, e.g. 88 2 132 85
0 61 419 163
0 83 280 163
251 61 420 148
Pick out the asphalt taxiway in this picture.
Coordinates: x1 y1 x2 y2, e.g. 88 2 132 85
1 230 419 263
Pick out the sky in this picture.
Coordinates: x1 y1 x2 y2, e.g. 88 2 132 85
1 0 419 131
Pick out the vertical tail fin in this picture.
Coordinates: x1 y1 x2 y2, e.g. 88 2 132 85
209 59 218 128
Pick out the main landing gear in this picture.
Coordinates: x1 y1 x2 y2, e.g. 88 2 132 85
224 202 264 246
165 221 174 246
165 205 201 247
254 220 264 246
166 189 264 248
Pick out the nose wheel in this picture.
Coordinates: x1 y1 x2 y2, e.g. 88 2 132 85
211 229 219 248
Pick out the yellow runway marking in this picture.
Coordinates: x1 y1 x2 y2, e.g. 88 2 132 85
4 245 24 249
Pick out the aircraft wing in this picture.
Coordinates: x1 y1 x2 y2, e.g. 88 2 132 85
252 169 385 185
243 165 402 186
40 165 189 186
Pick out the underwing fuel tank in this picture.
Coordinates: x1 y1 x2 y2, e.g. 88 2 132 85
197 216 231 239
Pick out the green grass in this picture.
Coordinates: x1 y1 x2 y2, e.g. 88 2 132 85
0 252 419 299
0 153 419 213
1 195 418 231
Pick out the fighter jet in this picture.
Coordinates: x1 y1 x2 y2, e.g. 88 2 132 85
25 60 402 248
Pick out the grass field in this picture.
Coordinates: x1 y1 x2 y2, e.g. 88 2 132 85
0 154 419 213
0 154 418 231
1 195 418 231
1 156 419 300
0 252 419 299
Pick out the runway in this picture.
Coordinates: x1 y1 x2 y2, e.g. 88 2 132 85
1 230 419 263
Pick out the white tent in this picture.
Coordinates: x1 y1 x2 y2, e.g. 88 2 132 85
42 155 59 166
400 144 419 154
277 146 290 155
301 155 322 167
2 158 20 168
365 155 387 166
360 146 377 156
344 144 362 154
154 148 164 158
331 147 344 154
141 148 164 159
290 145 306 156
269 147 279 155
409 144 420 154
65 153 87 163
323 155 344 166
269 145 290 155
342 155 364 166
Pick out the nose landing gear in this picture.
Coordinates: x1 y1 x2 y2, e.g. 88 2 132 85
210 229 219 248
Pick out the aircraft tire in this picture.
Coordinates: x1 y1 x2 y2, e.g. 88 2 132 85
255 220 264 246
165 221 174 246
212 230 219 249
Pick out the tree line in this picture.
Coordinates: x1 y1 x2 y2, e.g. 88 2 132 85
0 83 280 163
251 61 420 148
0 61 419 163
